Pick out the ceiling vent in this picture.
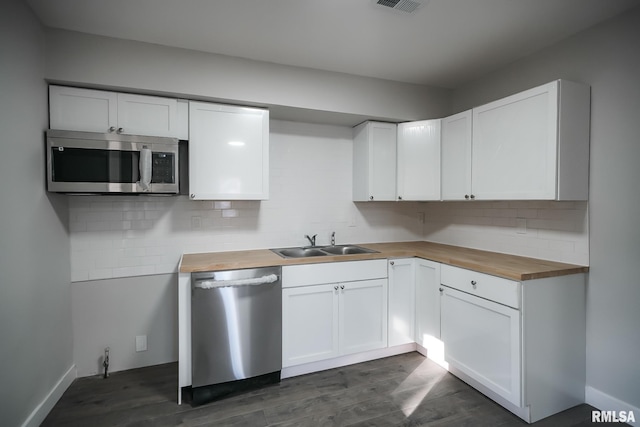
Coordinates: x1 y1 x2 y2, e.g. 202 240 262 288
373 0 426 14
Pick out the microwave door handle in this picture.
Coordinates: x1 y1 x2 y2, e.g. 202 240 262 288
137 148 152 191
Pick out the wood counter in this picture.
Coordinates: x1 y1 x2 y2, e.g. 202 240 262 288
179 241 588 281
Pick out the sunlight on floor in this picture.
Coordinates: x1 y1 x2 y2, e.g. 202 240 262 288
394 336 450 417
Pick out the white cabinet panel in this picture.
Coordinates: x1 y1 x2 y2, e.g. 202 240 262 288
441 264 520 309
441 110 472 201
353 121 397 201
282 260 387 288
340 279 388 355
388 259 415 347
441 286 521 406
471 80 589 200
189 101 269 200
282 284 339 367
397 120 441 201
49 86 117 133
415 259 441 346
117 93 179 138
49 85 188 139
473 83 557 200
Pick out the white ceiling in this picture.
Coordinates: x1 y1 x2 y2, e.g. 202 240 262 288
26 0 639 88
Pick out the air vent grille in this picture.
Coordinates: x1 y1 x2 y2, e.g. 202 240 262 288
375 0 424 13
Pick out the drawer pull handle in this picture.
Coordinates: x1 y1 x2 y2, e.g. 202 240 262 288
340 285 345 290
439 288 443 293
390 261 394 266
334 286 339 290
471 280 477 287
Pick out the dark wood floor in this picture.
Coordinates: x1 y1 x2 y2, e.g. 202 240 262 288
43 352 600 426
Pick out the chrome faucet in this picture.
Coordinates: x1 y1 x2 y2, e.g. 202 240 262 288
331 231 336 246
305 234 317 247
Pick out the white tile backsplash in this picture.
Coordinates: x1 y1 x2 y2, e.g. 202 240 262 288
421 200 589 265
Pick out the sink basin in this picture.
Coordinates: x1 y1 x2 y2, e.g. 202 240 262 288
271 244 378 258
320 245 377 255
271 247 328 258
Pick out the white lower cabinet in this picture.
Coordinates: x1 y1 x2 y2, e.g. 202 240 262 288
282 260 388 368
339 279 388 355
439 264 586 423
388 258 415 347
282 284 339 366
441 286 521 406
414 259 441 348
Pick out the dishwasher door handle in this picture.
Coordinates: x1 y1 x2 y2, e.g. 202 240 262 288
194 274 279 289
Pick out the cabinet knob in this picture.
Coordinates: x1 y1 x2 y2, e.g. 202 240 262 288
117 127 123 134
471 280 477 287
398 196 403 201
340 285 345 290
464 194 469 200
108 126 116 133
439 288 444 292
334 286 339 290
390 261 394 266
190 194 195 199
369 196 374 201
470 194 476 199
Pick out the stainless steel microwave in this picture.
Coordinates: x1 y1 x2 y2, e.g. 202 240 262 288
46 129 179 194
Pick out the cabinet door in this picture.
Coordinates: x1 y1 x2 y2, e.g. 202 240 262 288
397 120 441 201
472 82 558 200
339 279 388 355
415 259 441 345
441 286 521 406
282 284 339 367
388 259 415 347
49 86 117 133
352 122 397 201
117 93 179 138
189 101 269 200
441 110 472 201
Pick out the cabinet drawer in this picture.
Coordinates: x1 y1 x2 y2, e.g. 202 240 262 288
441 264 520 309
282 260 387 288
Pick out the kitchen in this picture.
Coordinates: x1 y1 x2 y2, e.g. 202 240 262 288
1 1 639 426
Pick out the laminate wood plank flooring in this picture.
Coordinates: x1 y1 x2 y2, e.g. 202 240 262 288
43 352 602 426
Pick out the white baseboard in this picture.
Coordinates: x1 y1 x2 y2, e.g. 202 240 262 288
282 344 416 379
585 386 639 426
21 364 76 427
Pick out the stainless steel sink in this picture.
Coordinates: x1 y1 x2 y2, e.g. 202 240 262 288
271 245 378 259
320 245 378 255
272 247 328 258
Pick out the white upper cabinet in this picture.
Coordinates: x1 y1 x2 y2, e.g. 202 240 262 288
352 121 397 201
188 101 269 200
49 85 188 139
116 93 184 139
49 86 117 133
397 119 441 201
441 110 473 201
471 80 590 200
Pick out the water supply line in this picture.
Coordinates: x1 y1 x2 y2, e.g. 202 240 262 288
103 347 110 379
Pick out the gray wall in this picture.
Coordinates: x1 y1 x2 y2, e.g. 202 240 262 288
43 29 451 125
0 1 73 425
452 7 640 410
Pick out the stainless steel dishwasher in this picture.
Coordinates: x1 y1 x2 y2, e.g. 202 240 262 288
191 266 282 405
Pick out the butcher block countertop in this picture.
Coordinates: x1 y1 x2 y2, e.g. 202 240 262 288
179 241 588 281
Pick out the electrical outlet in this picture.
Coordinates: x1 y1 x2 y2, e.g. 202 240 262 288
135 335 147 352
